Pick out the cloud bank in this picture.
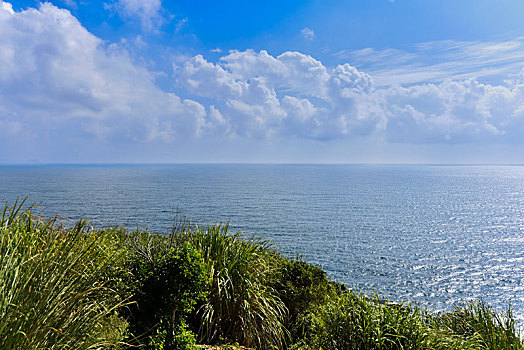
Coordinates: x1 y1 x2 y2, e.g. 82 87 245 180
1 2 524 162
176 49 524 144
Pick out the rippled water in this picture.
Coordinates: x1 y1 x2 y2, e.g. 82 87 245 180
1 164 523 321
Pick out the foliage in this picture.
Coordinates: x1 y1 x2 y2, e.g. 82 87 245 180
435 299 523 350
271 255 343 345
273 256 331 321
178 225 288 349
296 291 431 350
291 290 524 350
1 200 522 350
123 231 208 350
0 199 128 349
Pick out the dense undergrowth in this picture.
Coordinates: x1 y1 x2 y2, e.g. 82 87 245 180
0 201 522 349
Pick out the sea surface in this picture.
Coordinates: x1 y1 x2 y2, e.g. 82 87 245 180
1 164 523 322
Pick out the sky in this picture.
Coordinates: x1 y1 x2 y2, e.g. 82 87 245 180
2 0 524 164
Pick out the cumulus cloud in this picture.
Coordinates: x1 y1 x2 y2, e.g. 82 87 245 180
176 50 381 139
1 1 14 14
381 78 524 143
0 2 206 146
176 49 524 144
110 0 163 32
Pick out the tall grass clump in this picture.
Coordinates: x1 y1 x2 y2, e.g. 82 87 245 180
0 200 128 349
435 299 523 350
179 225 288 349
296 291 432 350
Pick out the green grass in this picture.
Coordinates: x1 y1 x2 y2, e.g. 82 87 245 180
292 292 523 350
434 299 523 350
0 199 128 349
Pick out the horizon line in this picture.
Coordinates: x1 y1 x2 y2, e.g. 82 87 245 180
1 162 524 167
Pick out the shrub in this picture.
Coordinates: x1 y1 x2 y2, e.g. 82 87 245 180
273 256 331 321
271 255 341 346
124 232 208 350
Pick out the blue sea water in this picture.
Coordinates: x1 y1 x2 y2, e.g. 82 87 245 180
1 164 523 322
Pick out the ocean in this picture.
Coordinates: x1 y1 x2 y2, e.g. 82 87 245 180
1 164 523 321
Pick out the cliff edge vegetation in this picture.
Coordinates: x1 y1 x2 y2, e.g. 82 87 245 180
0 200 522 350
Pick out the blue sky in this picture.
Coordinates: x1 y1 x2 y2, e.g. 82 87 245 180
2 0 524 163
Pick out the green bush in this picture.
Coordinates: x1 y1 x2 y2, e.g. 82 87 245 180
273 256 330 321
124 232 208 350
271 255 342 346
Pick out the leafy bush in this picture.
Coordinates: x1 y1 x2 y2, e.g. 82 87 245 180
273 256 331 321
0 200 128 349
124 232 208 350
271 255 343 346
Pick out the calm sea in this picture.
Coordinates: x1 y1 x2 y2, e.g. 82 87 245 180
1 164 523 321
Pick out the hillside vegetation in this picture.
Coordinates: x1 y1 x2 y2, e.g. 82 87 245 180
0 201 522 349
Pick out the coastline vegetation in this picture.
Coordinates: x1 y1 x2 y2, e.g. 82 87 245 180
1 200 522 349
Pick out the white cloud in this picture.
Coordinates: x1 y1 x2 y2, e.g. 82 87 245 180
1 1 14 14
177 54 247 99
301 27 315 40
381 78 524 143
111 0 163 32
176 50 381 139
61 0 78 10
0 2 206 147
176 49 524 144
219 50 331 98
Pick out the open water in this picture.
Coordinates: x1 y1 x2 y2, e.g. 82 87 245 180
1 164 523 322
